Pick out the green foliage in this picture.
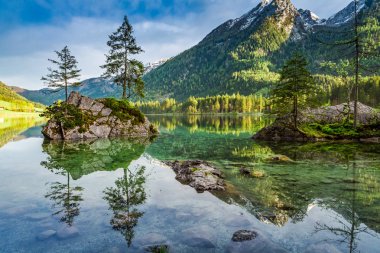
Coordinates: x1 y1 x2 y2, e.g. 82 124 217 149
102 98 145 124
101 16 145 99
104 166 147 246
41 102 96 132
135 93 269 114
41 46 81 102
0 81 45 112
300 122 380 138
271 53 315 127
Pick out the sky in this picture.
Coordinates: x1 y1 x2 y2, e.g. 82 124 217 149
0 0 353 90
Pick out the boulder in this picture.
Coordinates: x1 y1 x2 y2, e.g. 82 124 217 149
232 230 257 242
42 92 158 140
165 160 225 193
226 230 287 253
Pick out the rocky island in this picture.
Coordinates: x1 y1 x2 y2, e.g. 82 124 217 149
254 102 380 142
42 92 158 140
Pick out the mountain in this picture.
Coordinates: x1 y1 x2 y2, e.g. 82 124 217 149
13 78 124 105
143 0 378 101
0 81 44 112
12 0 380 105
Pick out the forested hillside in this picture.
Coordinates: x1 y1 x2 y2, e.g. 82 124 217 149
143 0 380 105
0 81 44 112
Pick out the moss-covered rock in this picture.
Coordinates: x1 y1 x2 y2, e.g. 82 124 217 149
42 92 158 140
253 102 380 142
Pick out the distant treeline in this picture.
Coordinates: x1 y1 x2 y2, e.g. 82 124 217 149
135 94 269 114
315 75 380 108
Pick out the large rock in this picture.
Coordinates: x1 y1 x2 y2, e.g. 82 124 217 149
253 102 380 141
226 230 287 253
165 160 225 193
42 92 157 140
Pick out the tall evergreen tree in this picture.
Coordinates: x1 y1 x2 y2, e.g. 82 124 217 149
41 46 81 102
101 16 144 99
318 0 380 128
271 53 314 129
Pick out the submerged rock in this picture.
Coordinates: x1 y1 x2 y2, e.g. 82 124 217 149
42 92 158 140
145 245 170 253
267 155 293 163
135 233 168 248
226 230 287 253
165 160 225 193
56 226 79 240
36 229 56 240
232 230 257 242
181 225 216 248
239 167 251 176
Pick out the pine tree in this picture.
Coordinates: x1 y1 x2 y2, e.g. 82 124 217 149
101 16 144 99
271 53 314 129
41 46 81 102
317 0 380 128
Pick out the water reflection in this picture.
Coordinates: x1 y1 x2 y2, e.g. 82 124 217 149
45 176 84 226
146 116 380 249
0 113 45 148
0 114 379 252
314 161 377 253
41 138 149 179
104 166 147 247
149 114 273 135
40 138 150 234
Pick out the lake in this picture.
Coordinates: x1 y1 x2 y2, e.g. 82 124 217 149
0 114 379 253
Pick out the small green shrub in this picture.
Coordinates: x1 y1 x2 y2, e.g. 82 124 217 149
300 122 360 138
41 102 96 132
102 98 145 124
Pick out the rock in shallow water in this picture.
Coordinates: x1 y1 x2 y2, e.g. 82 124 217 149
36 229 56 240
165 160 225 193
226 230 287 253
56 226 79 240
181 225 216 248
135 233 168 248
232 230 257 242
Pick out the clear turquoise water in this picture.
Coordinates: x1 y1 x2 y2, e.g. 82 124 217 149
0 115 379 253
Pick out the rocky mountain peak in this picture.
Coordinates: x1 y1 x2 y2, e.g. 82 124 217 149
224 0 296 32
324 0 366 26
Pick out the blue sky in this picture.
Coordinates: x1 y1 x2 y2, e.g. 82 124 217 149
0 0 352 89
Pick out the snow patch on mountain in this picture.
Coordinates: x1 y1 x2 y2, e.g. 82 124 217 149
324 0 366 26
240 0 274 30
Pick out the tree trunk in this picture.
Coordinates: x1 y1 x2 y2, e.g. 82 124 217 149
353 0 359 128
293 95 298 129
122 80 127 99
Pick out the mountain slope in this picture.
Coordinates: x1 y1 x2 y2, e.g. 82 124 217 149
0 81 44 112
143 0 378 101
13 78 123 105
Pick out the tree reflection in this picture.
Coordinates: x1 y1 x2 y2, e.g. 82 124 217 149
45 174 83 226
41 142 84 226
40 138 149 227
314 160 375 252
104 166 147 247
148 114 272 136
